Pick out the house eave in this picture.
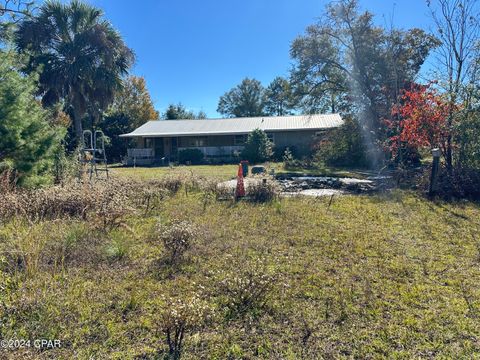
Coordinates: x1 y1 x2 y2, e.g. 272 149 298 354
119 127 336 138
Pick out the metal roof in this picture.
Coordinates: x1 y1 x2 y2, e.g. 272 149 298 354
120 113 343 137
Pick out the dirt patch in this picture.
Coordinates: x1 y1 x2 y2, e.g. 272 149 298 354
218 174 393 197
281 188 345 197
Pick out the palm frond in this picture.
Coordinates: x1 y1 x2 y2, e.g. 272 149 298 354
14 0 134 144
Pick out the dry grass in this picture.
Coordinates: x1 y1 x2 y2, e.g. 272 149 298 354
110 164 240 181
245 180 279 203
0 166 480 359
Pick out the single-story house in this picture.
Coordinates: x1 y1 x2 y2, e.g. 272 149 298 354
119 113 343 165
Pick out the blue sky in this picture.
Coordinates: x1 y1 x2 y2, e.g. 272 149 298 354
84 0 435 117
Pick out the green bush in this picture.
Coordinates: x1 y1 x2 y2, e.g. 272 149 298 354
455 110 480 171
241 128 273 163
178 148 204 164
314 117 368 168
0 52 61 186
105 232 132 262
274 145 311 161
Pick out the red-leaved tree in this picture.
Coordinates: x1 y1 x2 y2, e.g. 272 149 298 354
385 83 451 163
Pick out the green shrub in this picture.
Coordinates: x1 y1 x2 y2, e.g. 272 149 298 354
105 232 132 262
39 222 93 270
314 117 368 168
274 145 310 161
178 148 204 164
241 128 273 164
52 143 79 185
455 110 480 171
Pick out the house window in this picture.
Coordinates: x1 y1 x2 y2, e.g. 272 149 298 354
144 138 154 148
234 134 247 145
180 136 207 147
192 137 207 147
315 131 326 137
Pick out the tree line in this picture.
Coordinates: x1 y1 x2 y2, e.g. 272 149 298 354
216 0 480 193
1 0 479 195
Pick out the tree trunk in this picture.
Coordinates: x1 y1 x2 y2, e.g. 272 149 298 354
71 96 84 148
445 95 456 173
446 134 453 171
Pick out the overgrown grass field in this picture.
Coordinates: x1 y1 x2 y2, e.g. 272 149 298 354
110 162 371 181
110 164 240 181
1 165 480 359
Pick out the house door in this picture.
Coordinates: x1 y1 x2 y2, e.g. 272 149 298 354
154 138 164 158
171 137 178 159
164 138 171 157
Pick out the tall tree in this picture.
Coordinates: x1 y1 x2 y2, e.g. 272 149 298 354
290 0 438 165
0 51 60 186
428 0 480 170
453 50 480 172
264 77 294 116
0 0 32 18
100 76 159 162
217 78 265 117
0 0 33 41
163 103 206 120
290 24 349 114
110 76 159 128
15 0 134 146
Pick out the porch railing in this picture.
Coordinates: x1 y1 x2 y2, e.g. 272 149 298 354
178 146 243 157
127 148 154 158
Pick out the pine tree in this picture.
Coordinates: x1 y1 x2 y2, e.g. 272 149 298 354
241 129 273 163
0 51 60 186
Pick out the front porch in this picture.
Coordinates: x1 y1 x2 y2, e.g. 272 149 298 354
178 145 243 159
124 148 161 166
124 134 247 165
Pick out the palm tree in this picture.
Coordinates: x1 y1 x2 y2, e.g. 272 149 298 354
15 0 134 146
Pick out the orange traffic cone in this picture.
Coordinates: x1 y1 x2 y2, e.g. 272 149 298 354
235 163 246 199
